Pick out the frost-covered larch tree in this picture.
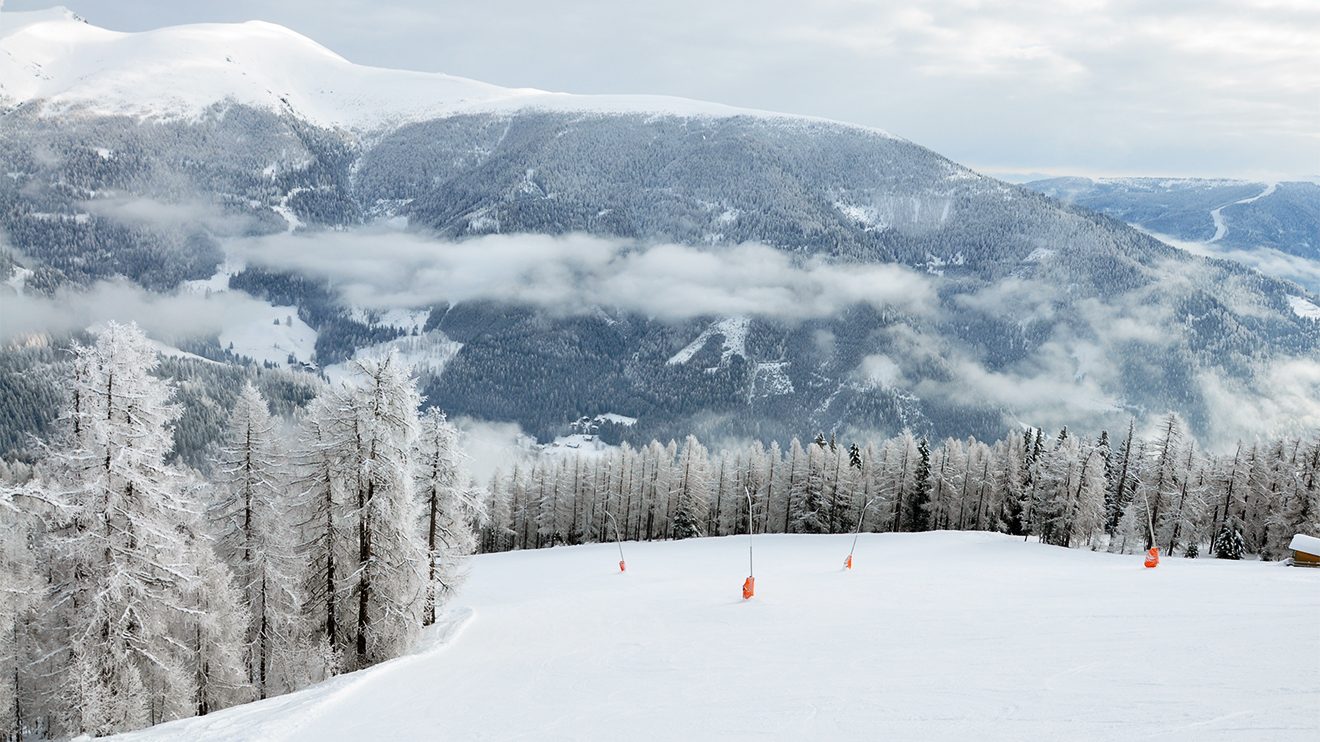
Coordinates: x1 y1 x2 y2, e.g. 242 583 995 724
341 353 427 668
415 408 481 627
290 394 352 676
39 322 244 735
0 482 45 741
1126 413 1186 551
181 527 254 716
210 382 302 697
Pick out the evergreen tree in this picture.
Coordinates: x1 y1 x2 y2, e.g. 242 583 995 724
907 438 932 532
1214 517 1246 560
670 436 710 540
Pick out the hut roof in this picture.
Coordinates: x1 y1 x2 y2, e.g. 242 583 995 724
1288 533 1320 556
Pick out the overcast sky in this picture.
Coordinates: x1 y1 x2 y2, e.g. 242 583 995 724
7 0 1318 180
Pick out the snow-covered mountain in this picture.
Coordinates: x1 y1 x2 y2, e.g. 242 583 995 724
2 8 1318 452
0 7 883 134
1026 176 1320 293
1026 177 1320 259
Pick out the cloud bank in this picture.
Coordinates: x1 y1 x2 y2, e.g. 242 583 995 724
229 230 937 321
2 279 278 345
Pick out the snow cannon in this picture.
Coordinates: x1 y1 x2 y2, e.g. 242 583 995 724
844 554 853 570
1144 547 1160 568
618 560 626 573
742 576 755 600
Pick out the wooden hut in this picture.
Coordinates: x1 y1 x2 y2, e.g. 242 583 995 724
1288 534 1320 567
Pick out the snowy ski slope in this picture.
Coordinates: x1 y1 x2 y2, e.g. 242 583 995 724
110 532 1318 741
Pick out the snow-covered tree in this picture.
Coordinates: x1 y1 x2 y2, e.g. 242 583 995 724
210 383 301 697
40 323 210 734
181 532 254 715
671 435 711 539
339 353 426 667
0 485 45 741
415 409 481 626
290 396 353 674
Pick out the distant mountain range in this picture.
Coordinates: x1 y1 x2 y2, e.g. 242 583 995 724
2 7 1318 455
1024 177 1320 257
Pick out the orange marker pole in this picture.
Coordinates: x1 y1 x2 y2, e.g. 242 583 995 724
1139 491 1159 568
743 487 755 599
604 510 626 573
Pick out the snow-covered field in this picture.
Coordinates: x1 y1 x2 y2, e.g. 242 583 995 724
111 532 1317 741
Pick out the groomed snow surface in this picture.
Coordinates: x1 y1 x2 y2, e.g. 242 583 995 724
110 532 1318 741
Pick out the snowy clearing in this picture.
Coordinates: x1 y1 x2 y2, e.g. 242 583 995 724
1288 295 1320 321
218 306 316 368
667 317 750 367
110 532 1319 741
323 330 462 385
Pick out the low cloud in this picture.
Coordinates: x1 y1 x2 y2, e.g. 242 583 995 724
228 230 937 321
451 417 538 483
1197 359 1320 447
2 279 277 345
1144 228 1320 294
82 196 262 237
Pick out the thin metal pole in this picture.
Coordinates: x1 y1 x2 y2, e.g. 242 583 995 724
604 510 625 563
745 486 755 577
848 497 879 557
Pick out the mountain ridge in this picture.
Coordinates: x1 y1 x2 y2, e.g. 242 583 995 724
1 9 1317 453
0 7 898 138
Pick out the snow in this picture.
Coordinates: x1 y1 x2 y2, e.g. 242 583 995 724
345 307 430 333
144 338 220 365
542 433 616 456
1287 296 1320 321
106 531 1320 741
749 360 795 399
0 8 898 138
667 317 749 367
1209 182 1277 243
4 264 33 294
594 412 638 426
271 188 307 232
323 330 462 385
219 306 317 368
833 201 889 231
180 258 244 295
1289 533 1320 555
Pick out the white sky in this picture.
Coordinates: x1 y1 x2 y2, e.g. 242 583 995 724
7 0 1318 180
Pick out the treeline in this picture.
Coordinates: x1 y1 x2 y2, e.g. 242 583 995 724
477 420 1319 561
0 323 479 739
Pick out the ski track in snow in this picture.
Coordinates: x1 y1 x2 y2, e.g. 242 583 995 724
1208 182 1277 243
108 532 1320 741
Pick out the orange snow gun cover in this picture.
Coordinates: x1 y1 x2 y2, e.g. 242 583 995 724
742 576 755 600
844 554 853 570
618 560 626 573
1144 547 1160 568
